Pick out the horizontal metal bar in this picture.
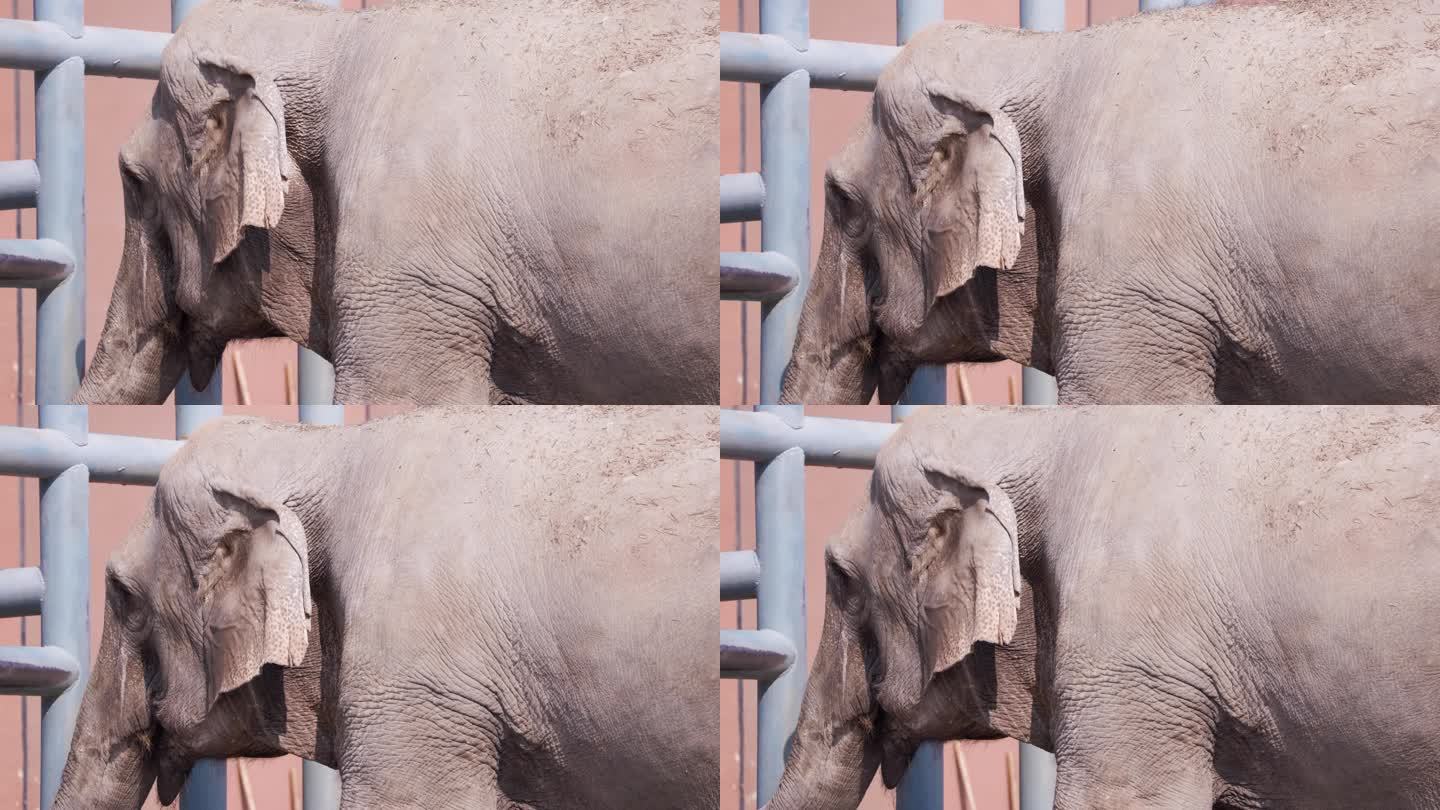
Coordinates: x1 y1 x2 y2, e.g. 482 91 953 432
0 567 43 618
721 172 765 223
721 550 760 601
0 238 73 289
721 251 798 302
0 644 79 696
720 408 896 468
0 160 39 210
721 31 899 91
0 426 182 485
0 19 168 79
721 628 796 680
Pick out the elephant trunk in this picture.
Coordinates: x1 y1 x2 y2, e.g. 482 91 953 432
766 592 882 810
778 206 880 405
71 171 187 404
52 599 158 810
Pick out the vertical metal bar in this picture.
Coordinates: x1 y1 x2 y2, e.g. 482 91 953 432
892 403 941 810
298 347 335 408
1015 7 1061 810
894 0 948 801
757 0 809 404
295 0 342 414
38 405 86 810
1018 0 1063 409
33 0 83 404
895 0 947 408
298 388 341 809
754 405 805 805
897 365 946 405
175 403 226 810
170 0 220 406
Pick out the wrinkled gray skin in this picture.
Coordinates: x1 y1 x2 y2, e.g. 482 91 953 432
53 408 719 810
74 0 718 405
781 0 1440 404
771 407 1440 809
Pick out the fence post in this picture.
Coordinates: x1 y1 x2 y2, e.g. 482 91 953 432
754 405 806 804
757 0 810 404
174 404 226 810
171 0 221 406
33 0 84 404
296 0 343 412
892 403 942 810
38 405 87 809
1015 2 1062 805
298 359 341 809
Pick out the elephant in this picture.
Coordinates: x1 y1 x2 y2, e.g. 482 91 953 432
73 0 719 405
767 406 1440 809
779 0 1440 405
52 407 719 810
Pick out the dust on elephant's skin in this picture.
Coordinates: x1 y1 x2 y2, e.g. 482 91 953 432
52 407 720 810
73 0 719 406
781 0 1440 405
769 406 1440 810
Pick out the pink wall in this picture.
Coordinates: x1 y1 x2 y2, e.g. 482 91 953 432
719 3 1149 808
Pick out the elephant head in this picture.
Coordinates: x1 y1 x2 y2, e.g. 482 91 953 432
53 424 322 809
779 59 1038 404
767 431 1025 810
74 8 319 404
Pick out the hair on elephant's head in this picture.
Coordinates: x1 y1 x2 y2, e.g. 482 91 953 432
779 61 1026 404
766 429 1021 810
53 427 315 810
74 18 300 404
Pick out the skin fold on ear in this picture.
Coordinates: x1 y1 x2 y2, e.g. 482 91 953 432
191 55 291 267
914 84 1025 301
909 477 1021 677
198 476 311 707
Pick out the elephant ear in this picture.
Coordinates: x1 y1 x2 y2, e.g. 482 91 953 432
197 477 311 706
192 58 292 267
909 470 1020 676
914 84 1025 301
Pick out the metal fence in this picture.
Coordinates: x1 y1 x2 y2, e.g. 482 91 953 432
0 2 347 807
720 1 1215 807
721 405 1058 810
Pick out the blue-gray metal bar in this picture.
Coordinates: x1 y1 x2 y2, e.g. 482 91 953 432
1016 3 1062 806
0 19 168 79
754 404 805 805
720 171 765 223
720 549 760 601
171 0 221 410
0 566 45 618
893 0 948 410
0 159 39 209
720 629 796 680
0 644 79 696
895 405 942 810
719 408 895 468
38 403 87 809
174 404 226 810
0 238 73 289
720 32 898 91
33 3 84 404
298 373 342 810
897 365 947 405
296 0 343 425
757 0 810 404
299 346 338 410
0 427 180 484
721 250 798 302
